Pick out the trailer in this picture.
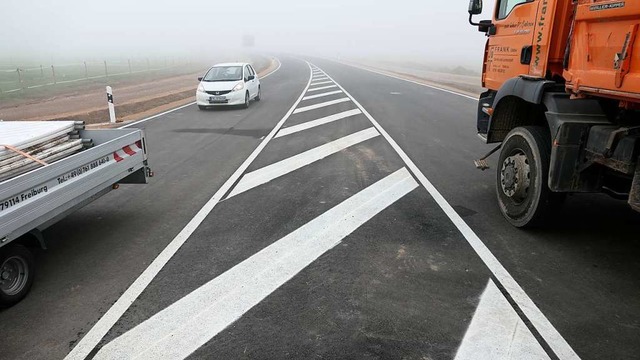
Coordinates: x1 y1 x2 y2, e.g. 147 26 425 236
0 124 152 307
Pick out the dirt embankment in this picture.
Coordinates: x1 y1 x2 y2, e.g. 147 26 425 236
0 56 276 125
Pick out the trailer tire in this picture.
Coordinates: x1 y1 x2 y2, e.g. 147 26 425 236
496 126 558 228
0 244 35 308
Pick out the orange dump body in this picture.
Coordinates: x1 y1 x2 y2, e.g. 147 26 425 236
564 0 640 103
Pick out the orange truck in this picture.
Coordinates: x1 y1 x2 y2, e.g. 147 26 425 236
468 0 640 227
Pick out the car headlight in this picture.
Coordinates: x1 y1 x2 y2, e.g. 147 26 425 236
232 82 244 92
197 83 205 92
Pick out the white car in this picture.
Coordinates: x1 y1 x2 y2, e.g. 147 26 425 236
196 62 261 110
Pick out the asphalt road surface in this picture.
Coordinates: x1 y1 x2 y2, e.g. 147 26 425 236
1 57 638 360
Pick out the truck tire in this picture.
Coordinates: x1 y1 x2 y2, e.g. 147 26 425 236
496 126 557 228
0 244 35 307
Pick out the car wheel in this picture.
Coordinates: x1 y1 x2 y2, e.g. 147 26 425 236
198 105 207 110
243 92 250 109
255 86 261 101
0 244 35 308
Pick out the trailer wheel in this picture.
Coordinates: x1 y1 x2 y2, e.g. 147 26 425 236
0 244 35 307
496 126 556 228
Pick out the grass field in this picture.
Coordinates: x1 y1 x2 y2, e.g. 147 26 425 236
0 58 202 99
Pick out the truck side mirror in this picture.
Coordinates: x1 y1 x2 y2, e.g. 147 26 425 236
468 0 483 15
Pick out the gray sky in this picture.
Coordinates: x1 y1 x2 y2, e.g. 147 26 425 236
1 0 496 68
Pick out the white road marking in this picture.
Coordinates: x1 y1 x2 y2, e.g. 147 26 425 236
120 57 282 129
302 90 343 101
308 80 333 86
228 127 379 198
307 85 337 92
311 76 330 82
93 168 418 360
455 280 550 360
313 63 580 360
64 60 308 360
292 97 351 114
275 109 362 138
331 60 477 100
119 102 195 129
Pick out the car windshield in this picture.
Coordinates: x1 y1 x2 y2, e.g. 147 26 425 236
202 66 243 82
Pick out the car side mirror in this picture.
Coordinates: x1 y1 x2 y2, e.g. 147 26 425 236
468 0 482 15
247 75 255 81
198 77 203 81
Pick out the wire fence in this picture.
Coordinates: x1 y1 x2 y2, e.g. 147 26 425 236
0 58 190 94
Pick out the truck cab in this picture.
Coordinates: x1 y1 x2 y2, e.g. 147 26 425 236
468 0 640 227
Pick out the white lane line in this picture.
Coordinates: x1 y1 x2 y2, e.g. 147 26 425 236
330 60 476 101
228 127 379 198
120 102 195 129
307 85 337 92
292 97 351 114
120 57 282 129
313 64 580 360
308 80 333 86
302 90 343 101
94 168 418 360
275 109 362 138
455 280 551 360
64 60 311 360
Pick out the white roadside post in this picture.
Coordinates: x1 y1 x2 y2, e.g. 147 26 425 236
106 86 117 123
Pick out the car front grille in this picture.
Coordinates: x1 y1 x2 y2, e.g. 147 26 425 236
206 90 232 95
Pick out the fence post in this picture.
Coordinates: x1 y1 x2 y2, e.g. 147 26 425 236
16 68 24 89
84 61 88 79
104 60 108 79
51 65 56 84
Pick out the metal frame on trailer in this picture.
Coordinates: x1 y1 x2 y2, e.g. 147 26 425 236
0 128 150 248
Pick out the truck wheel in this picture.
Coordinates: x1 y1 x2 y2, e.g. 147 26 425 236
496 126 556 228
0 244 35 307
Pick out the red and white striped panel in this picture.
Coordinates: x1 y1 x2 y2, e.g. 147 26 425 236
113 140 143 162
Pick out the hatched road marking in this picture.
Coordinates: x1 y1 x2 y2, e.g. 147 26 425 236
302 90 343 101
93 168 418 360
455 280 551 360
307 85 338 92
275 109 362 138
228 127 379 198
292 97 351 114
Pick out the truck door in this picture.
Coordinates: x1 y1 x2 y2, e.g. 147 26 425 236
484 0 538 90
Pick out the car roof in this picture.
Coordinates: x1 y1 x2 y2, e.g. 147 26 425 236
213 62 249 67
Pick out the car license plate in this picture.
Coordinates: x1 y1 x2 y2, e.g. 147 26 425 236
209 96 226 103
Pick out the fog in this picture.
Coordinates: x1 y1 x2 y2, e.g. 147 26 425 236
1 0 496 69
